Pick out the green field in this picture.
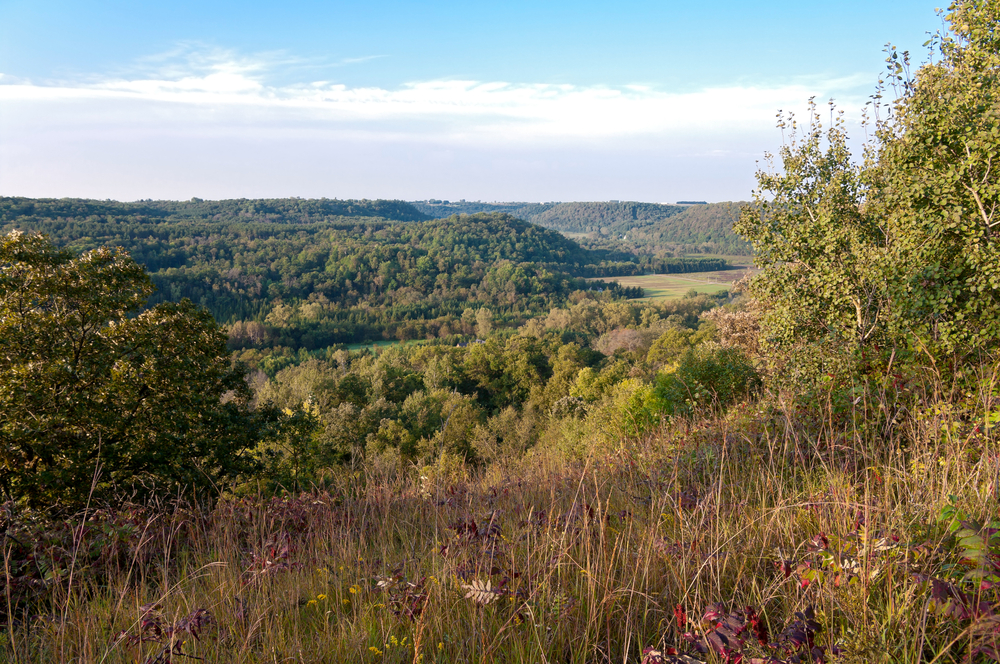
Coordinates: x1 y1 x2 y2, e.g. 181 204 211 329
342 338 429 352
595 267 756 300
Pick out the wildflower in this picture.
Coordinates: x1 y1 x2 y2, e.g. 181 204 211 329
390 635 399 646
316 594 327 601
369 646 382 656
306 599 317 607
349 586 358 594
438 642 444 651
343 599 350 606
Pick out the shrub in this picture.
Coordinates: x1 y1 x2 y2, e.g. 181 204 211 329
654 346 761 417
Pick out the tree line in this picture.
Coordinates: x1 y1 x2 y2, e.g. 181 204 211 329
2 205 722 348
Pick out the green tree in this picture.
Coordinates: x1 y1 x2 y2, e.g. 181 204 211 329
0 231 272 508
878 0 1000 355
734 98 892 360
736 0 1000 374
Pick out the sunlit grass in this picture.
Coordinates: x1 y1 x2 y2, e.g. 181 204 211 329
3 387 996 663
595 269 756 300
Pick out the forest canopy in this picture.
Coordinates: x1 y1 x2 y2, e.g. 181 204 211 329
413 200 750 255
1 199 732 350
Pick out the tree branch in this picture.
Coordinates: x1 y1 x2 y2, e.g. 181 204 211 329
963 181 998 230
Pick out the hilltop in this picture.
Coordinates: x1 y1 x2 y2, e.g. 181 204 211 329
412 200 750 255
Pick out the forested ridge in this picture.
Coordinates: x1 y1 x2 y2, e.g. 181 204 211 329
1 197 730 349
0 196 432 224
414 199 750 254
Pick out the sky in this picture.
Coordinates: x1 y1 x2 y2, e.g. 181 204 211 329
0 0 943 203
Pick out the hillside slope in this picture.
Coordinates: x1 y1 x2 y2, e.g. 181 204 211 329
412 200 750 254
1 202 640 347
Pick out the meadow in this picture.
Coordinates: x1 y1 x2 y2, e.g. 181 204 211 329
595 267 756 301
4 375 996 664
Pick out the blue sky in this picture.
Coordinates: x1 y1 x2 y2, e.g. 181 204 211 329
0 0 942 202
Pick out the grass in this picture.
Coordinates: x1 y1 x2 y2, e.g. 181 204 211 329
4 375 998 663
343 339 430 352
596 269 757 300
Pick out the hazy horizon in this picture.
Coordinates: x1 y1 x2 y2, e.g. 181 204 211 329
2 1 942 202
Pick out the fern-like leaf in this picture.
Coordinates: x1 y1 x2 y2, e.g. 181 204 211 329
461 579 496 605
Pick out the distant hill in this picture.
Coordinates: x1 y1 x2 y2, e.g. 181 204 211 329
526 201 686 233
1 197 431 225
412 200 750 255
411 200 682 230
612 202 750 255
410 200 558 219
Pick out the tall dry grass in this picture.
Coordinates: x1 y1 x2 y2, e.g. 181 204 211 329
2 367 998 663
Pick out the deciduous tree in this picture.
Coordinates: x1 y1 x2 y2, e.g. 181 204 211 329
0 231 272 507
736 0 1000 375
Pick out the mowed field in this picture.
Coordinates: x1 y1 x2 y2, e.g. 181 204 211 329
596 267 757 300
343 338 429 352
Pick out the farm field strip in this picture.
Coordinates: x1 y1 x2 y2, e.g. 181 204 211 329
593 267 757 300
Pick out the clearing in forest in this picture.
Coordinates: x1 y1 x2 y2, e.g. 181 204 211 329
595 267 756 300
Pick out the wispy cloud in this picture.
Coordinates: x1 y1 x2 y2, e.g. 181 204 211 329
336 55 387 66
0 47 878 200
0 48 873 146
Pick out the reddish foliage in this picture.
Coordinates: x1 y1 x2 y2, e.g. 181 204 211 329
652 603 826 664
115 607 215 664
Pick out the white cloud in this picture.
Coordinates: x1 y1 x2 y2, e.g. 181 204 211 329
0 51 873 145
0 48 878 200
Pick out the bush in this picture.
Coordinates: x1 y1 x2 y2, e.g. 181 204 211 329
654 346 761 417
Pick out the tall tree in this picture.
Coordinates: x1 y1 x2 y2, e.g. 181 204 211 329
736 0 1000 375
0 231 272 508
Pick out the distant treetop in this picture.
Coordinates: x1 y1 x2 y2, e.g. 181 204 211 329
0 196 431 224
